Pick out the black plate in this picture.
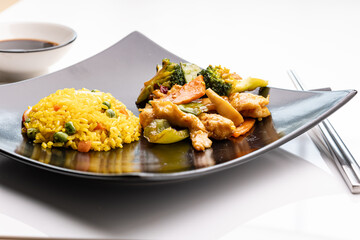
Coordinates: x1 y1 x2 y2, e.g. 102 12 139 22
0 31 356 182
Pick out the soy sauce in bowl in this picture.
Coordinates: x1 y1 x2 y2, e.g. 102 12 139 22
0 39 58 52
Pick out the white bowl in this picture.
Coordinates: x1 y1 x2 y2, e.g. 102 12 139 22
0 22 77 83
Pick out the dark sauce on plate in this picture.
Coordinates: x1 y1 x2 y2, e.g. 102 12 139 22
0 39 59 51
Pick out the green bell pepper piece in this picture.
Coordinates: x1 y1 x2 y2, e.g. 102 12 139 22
143 119 189 144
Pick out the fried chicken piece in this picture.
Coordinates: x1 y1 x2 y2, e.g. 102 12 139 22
190 130 213 151
241 107 271 119
151 100 212 151
229 92 271 118
139 104 156 127
229 92 269 111
198 113 235 140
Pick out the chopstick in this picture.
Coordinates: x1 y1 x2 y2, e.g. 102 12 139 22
287 70 360 194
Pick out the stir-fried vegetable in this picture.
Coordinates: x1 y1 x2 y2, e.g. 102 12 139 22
199 65 269 96
232 118 256 137
136 59 185 107
199 65 232 96
137 59 271 150
205 88 244 126
230 77 268 94
164 75 206 104
181 62 201 83
136 59 269 107
143 119 189 144
178 102 208 115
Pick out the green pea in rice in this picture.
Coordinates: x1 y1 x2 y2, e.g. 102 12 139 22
23 88 141 152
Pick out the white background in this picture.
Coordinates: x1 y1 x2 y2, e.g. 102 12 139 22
0 0 360 239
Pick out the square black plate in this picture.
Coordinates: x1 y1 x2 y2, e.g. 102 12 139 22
0 31 356 182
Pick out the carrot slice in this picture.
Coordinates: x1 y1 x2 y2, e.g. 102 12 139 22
53 104 62 111
166 75 206 104
94 122 106 130
117 106 129 116
232 118 256 138
78 141 92 152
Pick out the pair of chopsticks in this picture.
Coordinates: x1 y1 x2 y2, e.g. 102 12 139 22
288 70 360 194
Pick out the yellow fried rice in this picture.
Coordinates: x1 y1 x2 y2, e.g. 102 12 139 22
22 88 141 152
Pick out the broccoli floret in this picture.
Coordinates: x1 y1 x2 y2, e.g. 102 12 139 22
199 66 232 96
136 59 185 108
169 64 186 86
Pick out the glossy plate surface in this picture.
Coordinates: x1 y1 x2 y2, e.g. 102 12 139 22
0 31 356 182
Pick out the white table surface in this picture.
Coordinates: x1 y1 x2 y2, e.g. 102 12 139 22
0 0 360 239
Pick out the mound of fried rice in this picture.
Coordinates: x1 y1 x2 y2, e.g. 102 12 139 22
22 88 141 152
